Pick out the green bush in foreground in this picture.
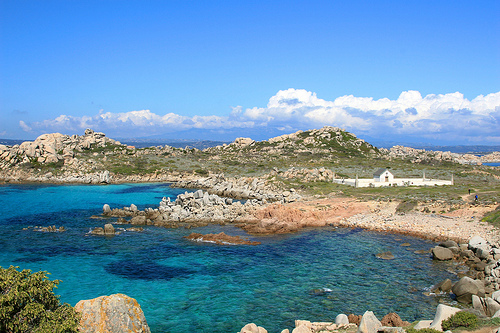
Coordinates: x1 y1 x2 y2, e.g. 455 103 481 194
441 311 478 331
405 328 442 333
0 266 80 333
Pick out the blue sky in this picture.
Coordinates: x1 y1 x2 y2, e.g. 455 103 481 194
1 0 499 145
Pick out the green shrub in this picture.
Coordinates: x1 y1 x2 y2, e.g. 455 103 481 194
441 311 478 331
0 266 80 333
482 206 500 228
405 328 442 333
396 200 418 213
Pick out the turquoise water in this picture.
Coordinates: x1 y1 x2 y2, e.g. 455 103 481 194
0 183 456 332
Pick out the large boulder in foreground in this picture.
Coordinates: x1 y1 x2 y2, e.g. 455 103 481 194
239 323 268 333
75 293 150 333
357 311 381 333
452 276 484 303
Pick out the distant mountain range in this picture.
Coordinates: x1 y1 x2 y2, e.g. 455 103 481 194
119 139 231 149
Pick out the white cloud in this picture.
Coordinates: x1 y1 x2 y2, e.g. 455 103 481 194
19 89 500 144
238 89 500 143
19 120 32 132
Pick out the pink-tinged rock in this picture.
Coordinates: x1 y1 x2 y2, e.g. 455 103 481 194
75 293 150 333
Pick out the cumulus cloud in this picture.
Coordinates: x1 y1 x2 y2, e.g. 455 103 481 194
237 89 500 143
19 120 32 132
19 89 500 144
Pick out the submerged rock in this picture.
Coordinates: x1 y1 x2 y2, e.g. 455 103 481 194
184 232 261 245
376 251 395 260
33 225 66 232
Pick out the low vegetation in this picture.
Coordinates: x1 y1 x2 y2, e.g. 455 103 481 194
0 266 80 333
441 312 478 331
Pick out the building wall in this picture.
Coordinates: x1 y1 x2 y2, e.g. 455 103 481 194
375 171 394 182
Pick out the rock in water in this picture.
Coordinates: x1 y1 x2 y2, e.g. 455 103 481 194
239 323 268 333
75 293 151 333
431 279 453 293
431 246 453 260
452 276 481 303
104 223 115 235
357 311 381 333
103 204 111 215
376 251 395 260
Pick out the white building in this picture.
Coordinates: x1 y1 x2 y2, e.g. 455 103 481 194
373 168 394 183
332 168 453 188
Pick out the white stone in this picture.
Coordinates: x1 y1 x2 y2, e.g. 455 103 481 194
414 320 433 330
335 314 349 326
429 304 461 331
357 311 381 333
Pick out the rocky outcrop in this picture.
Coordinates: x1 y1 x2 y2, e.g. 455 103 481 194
423 235 500 303
184 232 261 245
238 323 268 333
424 235 500 305
103 189 261 229
278 167 334 183
90 223 116 236
173 175 301 203
239 307 457 333
209 126 379 157
31 225 66 232
472 294 500 317
381 145 500 165
75 293 150 333
0 129 122 170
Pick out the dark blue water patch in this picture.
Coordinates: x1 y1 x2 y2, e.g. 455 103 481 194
0 183 60 192
105 260 197 280
1 208 98 227
15 242 89 258
484 162 500 167
113 184 172 194
16 256 48 263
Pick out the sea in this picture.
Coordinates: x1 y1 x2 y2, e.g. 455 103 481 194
0 183 457 332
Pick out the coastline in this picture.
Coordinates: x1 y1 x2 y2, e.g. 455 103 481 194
2 175 498 244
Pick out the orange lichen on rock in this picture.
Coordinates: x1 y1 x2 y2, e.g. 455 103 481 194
75 293 150 333
242 198 371 234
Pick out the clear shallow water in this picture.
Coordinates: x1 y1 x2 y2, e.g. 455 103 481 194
0 183 456 332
